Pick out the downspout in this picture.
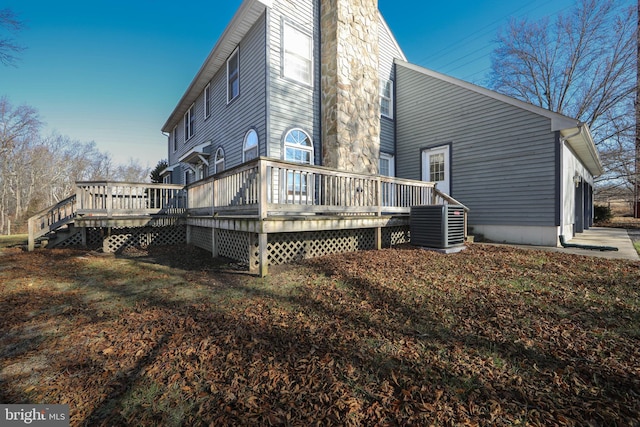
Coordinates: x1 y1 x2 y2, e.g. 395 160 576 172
558 123 584 243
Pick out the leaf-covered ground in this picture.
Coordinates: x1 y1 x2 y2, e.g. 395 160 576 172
1 244 639 426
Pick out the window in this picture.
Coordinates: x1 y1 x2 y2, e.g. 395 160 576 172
284 129 313 198
227 48 239 102
204 83 211 119
282 21 313 85
380 153 395 207
430 153 445 182
172 125 178 152
214 147 225 174
243 129 259 162
184 104 195 141
379 153 394 177
284 129 313 164
380 80 393 118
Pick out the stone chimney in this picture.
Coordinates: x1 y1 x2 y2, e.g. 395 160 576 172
320 0 380 174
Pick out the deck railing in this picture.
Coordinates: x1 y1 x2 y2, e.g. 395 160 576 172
75 181 186 216
29 158 468 250
27 194 78 250
185 158 465 218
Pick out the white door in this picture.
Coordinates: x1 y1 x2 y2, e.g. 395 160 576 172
422 145 450 195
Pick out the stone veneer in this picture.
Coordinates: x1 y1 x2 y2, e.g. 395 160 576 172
320 0 380 174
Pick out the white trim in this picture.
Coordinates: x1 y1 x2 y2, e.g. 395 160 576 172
227 47 240 103
171 125 178 152
204 83 211 119
282 19 313 86
283 128 313 164
243 129 259 162
184 103 195 142
380 79 393 119
379 153 394 176
214 147 225 174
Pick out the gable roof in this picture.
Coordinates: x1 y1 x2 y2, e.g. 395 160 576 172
395 60 604 176
162 0 272 133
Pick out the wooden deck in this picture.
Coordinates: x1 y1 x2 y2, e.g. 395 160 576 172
28 157 467 275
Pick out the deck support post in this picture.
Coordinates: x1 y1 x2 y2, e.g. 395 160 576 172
81 227 87 247
258 233 268 277
374 227 382 250
211 227 218 258
186 225 192 244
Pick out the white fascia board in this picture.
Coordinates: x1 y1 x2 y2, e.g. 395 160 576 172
162 0 270 132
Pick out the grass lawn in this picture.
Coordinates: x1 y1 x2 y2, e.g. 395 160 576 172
1 244 639 426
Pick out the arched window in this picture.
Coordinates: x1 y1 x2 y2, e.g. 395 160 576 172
243 129 259 162
283 128 313 164
214 147 225 174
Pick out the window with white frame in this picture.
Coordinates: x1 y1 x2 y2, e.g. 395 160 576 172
284 128 313 164
380 153 395 207
243 129 259 162
184 104 195 141
172 125 178 152
380 79 393 118
284 129 313 198
214 147 225 174
379 153 394 177
227 48 239 102
204 83 211 119
282 21 313 85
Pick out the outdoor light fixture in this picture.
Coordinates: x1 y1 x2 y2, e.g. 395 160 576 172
573 172 581 187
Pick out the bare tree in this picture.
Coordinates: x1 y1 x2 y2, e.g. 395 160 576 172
489 0 636 198
0 97 42 233
0 8 24 66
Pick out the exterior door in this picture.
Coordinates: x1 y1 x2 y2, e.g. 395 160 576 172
422 145 450 195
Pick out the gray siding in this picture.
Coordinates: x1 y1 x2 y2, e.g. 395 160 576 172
395 63 558 227
168 12 268 180
378 14 402 156
267 0 321 163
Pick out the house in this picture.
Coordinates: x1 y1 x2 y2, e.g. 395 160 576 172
29 0 602 274
159 0 601 248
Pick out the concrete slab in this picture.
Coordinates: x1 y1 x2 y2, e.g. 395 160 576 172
482 227 639 261
560 227 639 261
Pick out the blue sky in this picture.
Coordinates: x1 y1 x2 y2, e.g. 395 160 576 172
1 0 590 167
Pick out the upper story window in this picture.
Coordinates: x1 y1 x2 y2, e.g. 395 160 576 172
282 21 313 86
214 147 225 174
227 48 240 103
204 83 211 119
380 79 393 118
172 125 178 152
243 129 259 162
284 128 313 164
184 104 195 141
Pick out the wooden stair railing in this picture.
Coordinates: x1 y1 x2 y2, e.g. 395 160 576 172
27 194 77 251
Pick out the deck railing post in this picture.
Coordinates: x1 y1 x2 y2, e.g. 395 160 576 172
106 182 113 218
258 159 268 220
27 216 35 252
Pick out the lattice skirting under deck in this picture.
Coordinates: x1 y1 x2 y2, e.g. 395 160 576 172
55 228 103 249
103 225 186 253
204 225 410 269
